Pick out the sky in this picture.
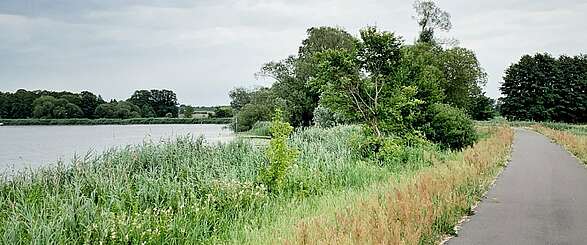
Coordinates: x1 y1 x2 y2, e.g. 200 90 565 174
1 0 586 106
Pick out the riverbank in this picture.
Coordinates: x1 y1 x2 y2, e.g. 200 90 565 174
0 117 232 126
0 125 513 244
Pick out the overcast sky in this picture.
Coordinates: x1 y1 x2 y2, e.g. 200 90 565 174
1 0 585 105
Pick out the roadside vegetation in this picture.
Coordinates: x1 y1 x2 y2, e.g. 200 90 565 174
0 120 512 244
531 124 587 164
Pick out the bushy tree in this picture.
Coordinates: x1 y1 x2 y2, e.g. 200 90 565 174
424 103 477 149
312 105 346 128
501 53 586 123
95 101 141 119
312 27 422 137
183 106 194 118
469 93 496 120
80 91 105 118
437 47 487 110
32 96 83 119
128 89 178 117
258 110 299 192
213 106 233 118
233 88 286 132
256 27 358 127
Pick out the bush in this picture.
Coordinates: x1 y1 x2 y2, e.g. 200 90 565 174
424 103 477 150
247 121 271 137
258 110 299 192
312 106 345 128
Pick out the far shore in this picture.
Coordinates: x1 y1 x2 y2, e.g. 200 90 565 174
0 117 232 126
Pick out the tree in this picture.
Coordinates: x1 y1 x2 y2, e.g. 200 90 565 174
501 53 586 123
79 91 104 118
468 93 496 121
233 87 286 132
128 89 179 117
32 96 83 119
95 101 141 119
213 106 233 118
413 0 452 44
256 26 357 127
183 106 194 118
437 47 487 110
311 27 422 137
229 87 254 111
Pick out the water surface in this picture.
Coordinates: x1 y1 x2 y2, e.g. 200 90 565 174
0 124 234 171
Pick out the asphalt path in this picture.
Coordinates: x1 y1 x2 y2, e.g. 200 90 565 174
448 128 587 245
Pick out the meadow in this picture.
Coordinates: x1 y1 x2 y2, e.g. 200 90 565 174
0 125 513 244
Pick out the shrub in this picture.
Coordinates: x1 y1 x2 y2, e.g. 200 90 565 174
424 103 477 150
312 105 345 128
258 110 299 192
247 121 271 137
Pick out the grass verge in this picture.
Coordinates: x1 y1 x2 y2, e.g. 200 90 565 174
258 126 514 244
532 125 587 164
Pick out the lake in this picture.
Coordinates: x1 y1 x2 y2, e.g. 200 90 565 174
0 124 234 172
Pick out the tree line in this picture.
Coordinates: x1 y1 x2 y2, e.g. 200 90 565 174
0 89 183 119
229 0 493 150
500 53 587 123
230 0 496 136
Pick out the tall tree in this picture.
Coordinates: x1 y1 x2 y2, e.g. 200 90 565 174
79 91 104 118
501 53 586 123
437 47 487 110
413 0 452 44
312 27 422 137
257 26 357 127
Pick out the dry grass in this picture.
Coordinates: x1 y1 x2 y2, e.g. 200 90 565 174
532 125 587 164
286 126 514 245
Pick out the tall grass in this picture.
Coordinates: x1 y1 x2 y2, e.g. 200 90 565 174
532 125 587 164
0 125 511 244
277 126 514 244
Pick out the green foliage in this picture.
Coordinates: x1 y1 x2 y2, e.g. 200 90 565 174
0 117 232 126
32 96 83 119
127 89 179 118
182 106 194 118
501 53 587 123
0 121 488 243
312 105 346 128
95 101 141 119
437 47 487 110
424 103 478 149
233 87 286 132
258 110 299 192
0 89 184 120
213 106 233 118
255 27 357 127
468 93 496 120
246 121 271 137
312 27 423 137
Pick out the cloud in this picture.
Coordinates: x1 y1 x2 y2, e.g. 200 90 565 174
0 0 586 105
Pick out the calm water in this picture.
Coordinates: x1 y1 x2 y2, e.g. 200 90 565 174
0 124 234 171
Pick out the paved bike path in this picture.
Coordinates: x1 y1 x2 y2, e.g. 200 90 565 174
448 128 587 245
